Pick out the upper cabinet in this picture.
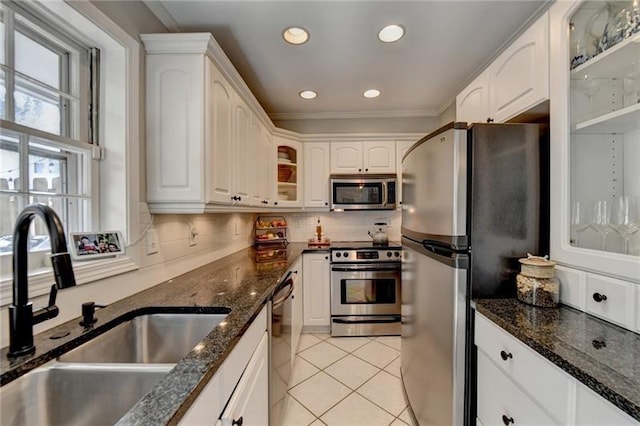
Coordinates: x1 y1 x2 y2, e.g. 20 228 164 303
549 1 640 283
274 135 303 208
304 142 331 209
142 33 272 213
456 12 549 124
330 141 396 174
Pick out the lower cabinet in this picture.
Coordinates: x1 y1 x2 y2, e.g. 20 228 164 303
179 307 268 425
302 253 331 328
475 311 639 425
218 333 269 426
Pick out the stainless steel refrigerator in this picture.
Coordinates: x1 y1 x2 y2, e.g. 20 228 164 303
400 122 549 425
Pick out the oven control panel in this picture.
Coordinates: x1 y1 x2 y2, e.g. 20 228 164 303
331 249 401 263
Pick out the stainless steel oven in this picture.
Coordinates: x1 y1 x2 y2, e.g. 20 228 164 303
330 247 401 336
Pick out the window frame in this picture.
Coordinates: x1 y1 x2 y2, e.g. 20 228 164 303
0 0 141 306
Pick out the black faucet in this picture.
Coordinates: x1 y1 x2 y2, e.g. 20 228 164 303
8 204 76 358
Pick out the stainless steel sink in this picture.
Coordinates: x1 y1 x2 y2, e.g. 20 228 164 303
60 313 228 363
0 362 172 426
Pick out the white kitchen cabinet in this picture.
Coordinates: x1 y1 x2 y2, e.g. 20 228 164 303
456 12 549 124
302 253 331 328
475 311 639 426
396 140 415 209
488 11 549 123
548 1 640 283
180 306 268 425
456 69 490 124
274 136 303 208
330 141 396 174
252 116 274 207
218 333 269 426
142 33 270 213
304 142 331 209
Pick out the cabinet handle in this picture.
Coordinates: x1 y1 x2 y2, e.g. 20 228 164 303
325 256 329 260
486 117 494 123
237 196 242 201
232 417 243 426
592 339 607 349
593 292 608 302
365 168 369 172
502 414 514 425
274 202 278 206
293 270 298 274
500 350 513 361
325 202 328 206
358 168 362 172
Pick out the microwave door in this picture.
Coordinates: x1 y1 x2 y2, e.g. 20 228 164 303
333 182 384 210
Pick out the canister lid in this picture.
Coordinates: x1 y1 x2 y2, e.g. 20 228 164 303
518 254 556 267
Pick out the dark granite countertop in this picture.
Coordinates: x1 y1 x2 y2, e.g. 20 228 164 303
1 242 317 425
474 298 640 421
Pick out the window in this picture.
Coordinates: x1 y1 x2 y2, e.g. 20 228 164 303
0 1 95 255
0 0 140 302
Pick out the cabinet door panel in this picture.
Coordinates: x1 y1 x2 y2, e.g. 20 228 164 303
147 54 204 202
456 70 489 123
304 143 330 208
575 382 639 425
363 141 396 173
219 333 269 426
490 12 548 123
331 142 363 174
303 253 330 327
207 60 234 204
234 99 252 205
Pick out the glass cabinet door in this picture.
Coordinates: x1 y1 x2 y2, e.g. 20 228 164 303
568 0 640 256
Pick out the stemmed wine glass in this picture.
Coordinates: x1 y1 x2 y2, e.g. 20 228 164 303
610 196 640 254
591 200 612 251
570 201 590 247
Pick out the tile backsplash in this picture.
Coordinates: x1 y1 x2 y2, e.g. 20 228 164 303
276 211 401 243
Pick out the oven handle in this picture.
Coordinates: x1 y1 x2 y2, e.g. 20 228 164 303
331 265 400 272
332 316 401 324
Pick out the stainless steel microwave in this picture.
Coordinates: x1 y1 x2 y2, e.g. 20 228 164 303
330 174 397 211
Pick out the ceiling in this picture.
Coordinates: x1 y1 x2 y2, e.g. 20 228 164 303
144 1 549 121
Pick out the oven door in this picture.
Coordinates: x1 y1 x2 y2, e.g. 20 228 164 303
330 263 401 316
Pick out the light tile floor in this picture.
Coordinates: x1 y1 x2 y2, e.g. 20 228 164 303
282 333 412 426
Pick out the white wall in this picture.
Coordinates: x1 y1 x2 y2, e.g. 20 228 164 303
438 102 457 126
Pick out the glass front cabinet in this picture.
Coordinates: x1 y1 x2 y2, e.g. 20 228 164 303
273 136 303 207
550 0 640 283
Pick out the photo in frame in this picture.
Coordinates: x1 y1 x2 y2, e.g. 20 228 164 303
69 231 125 260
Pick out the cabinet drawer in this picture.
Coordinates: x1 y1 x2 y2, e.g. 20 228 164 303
477 349 557 425
585 274 634 328
575 382 639 425
475 313 570 423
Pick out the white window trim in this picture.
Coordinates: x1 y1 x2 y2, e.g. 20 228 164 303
0 0 141 307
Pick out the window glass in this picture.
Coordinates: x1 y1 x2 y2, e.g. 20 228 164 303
0 18 5 65
14 78 61 134
15 30 60 89
0 133 20 191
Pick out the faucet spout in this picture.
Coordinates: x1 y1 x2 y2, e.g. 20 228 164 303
8 204 76 358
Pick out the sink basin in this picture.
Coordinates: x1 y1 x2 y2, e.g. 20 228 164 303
60 312 228 363
0 362 172 426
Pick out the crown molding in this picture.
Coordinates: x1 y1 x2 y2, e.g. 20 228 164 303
142 0 182 33
269 109 439 121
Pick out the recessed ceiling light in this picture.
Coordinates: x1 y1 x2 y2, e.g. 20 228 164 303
299 90 317 99
363 89 381 98
378 24 405 43
283 27 309 45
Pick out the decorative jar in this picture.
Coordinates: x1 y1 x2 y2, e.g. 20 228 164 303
516 254 560 308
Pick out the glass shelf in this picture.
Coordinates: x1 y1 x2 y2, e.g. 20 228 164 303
574 102 640 133
571 32 640 79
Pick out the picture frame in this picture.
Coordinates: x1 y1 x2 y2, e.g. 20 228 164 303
69 231 125 260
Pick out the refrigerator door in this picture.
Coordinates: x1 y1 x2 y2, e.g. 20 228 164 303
402 123 468 249
467 123 549 298
401 237 468 426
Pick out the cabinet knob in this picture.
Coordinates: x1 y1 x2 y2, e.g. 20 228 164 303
358 168 362 172
486 118 494 123
293 270 298 274
500 350 513 361
232 417 243 426
325 256 329 260
237 196 242 201
325 202 328 206
365 168 369 172
592 292 607 302
274 202 278 206
592 339 607 349
502 415 514 425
